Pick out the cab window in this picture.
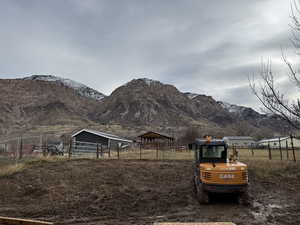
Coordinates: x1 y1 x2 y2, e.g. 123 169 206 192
202 145 225 159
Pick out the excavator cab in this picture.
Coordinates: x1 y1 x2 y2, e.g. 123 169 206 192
190 137 249 204
194 140 227 164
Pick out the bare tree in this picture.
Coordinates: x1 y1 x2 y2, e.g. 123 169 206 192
249 1 300 130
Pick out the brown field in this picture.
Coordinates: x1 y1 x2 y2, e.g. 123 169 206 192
0 156 299 225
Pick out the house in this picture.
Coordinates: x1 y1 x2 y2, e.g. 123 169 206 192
71 129 132 150
223 136 255 148
258 136 300 148
138 131 174 149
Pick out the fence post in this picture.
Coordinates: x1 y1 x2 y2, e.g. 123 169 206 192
156 142 159 160
100 144 103 157
19 136 23 160
117 145 120 159
286 140 289 160
68 139 72 159
42 135 47 157
96 144 99 159
251 145 254 156
139 143 142 160
39 135 43 153
15 138 20 162
291 135 296 162
45 134 48 155
279 137 282 160
268 142 272 160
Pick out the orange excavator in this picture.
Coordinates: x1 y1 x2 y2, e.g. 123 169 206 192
190 136 249 204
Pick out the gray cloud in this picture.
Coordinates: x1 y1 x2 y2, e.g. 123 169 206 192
0 0 296 111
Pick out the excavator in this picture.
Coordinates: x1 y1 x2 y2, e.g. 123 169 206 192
190 136 249 204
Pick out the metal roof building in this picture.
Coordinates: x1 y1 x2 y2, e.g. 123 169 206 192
72 129 132 149
223 136 255 147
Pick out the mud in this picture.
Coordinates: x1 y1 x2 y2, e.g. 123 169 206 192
0 159 299 225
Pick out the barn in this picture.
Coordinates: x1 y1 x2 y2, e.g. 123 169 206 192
138 131 174 149
71 129 132 149
258 136 300 148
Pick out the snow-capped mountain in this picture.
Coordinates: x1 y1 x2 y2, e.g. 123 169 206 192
23 75 106 101
185 92 200 100
218 101 262 119
0 76 289 137
218 101 243 113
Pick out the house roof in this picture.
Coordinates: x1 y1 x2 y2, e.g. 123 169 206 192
138 131 174 140
223 136 254 141
258 136 289 144
72 129 132 143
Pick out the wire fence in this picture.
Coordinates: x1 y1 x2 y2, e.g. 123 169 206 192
68 140 190 160
0 135 299 162
0 134 63 161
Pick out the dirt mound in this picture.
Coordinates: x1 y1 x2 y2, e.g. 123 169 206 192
0 159 299 225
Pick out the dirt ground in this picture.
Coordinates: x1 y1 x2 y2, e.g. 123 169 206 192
0 159 299 225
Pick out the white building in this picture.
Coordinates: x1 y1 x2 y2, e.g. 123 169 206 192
258 136 300 148
223 136 255 148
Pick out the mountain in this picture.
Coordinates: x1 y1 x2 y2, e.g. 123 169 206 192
23 75 106 101
185 92 200 100
186 94 235 125
0 76 289 138
93 78 284 133
0 79 100 136
218 101 262 119
217 101 287 130
93 78 206 126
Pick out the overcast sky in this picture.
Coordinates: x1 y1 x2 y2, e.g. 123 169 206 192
0 0 299 110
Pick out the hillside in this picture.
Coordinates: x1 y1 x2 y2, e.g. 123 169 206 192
0 79 99 136
0 76 289 138
93 78 206 126
93 79 287 136
23 75 106 101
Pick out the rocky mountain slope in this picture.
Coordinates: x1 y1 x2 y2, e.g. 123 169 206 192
93 78 204 126
0 76 289 138
93 78 288 136
0 79 99 135
23 75 106 101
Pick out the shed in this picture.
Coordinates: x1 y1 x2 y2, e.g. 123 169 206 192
223 136 255 148
138 131 174 148
71 129 132 149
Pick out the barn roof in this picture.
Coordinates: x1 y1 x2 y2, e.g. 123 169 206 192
138 131 174 140
72 129 132 143
258 136 289 144
223 136 254 141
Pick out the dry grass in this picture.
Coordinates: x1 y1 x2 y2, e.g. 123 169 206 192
0 163 26 177
1 148 299 179
110 147 300 162
234 148 300 161
243 158 300 179
109 149 194 160
0 156 68 177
